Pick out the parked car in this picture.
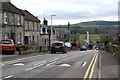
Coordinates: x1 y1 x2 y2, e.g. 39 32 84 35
80 46 87 51
51 41 67 53
0 39 15 54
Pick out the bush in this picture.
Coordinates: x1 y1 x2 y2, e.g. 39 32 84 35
16 44 30 51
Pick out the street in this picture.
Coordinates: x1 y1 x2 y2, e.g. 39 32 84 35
1 50 119 79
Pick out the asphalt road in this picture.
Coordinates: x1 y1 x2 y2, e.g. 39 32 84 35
1 50 119 79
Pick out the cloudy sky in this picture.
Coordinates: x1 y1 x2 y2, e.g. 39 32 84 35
11 0 119 25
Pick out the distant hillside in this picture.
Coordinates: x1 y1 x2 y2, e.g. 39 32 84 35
53 21 118 28
73 21 118 27
53 21 118 34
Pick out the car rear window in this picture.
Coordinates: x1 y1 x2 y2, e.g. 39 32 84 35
52 43 63 46
0 40 13 44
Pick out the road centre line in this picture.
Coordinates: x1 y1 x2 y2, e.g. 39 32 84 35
3 55 43 64
83 53 97 80
89 53 98 79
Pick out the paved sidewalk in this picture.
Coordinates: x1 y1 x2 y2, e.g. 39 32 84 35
99 50 119 79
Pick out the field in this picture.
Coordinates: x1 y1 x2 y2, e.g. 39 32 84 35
79 34 102 41
71 34 102 41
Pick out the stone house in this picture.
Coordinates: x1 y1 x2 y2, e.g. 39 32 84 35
20 10 41 47
40 18 57 52
40 18 49 52
0 0 2 40
2 2 24 44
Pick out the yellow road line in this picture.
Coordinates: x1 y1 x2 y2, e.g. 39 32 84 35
83 53 97 80
89 53 98 79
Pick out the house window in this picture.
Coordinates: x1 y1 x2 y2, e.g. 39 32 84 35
37 23 38 31
42 28 46 33
32 22 34 31
21 16 24 25
11 14 14 25
4 12 8 24
37 35 38 43
25 21 27 30
45 39 47 45
29 36 31 44
20 33 22 44
32 36 34 43
18 15 20 25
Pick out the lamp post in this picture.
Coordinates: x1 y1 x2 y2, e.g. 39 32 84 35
50 15 56 45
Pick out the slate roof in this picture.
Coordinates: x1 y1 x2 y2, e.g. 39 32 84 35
2 2 23 15
20 10 40 22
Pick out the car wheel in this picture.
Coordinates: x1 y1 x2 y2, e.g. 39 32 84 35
51 51 53 54
63 51 67 53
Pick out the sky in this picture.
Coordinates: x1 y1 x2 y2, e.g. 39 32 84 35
11 0 119 25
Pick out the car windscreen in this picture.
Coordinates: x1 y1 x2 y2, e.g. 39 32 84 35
0 40 13 44
52 43 63 46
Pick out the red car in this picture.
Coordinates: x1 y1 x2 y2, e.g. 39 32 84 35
0 39 15 54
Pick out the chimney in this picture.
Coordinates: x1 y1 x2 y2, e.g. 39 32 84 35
43 18 48 26
0 0 11 2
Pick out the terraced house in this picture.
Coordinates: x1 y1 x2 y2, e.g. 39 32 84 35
2 1 24 44
1 0 41 47
20 10 41 46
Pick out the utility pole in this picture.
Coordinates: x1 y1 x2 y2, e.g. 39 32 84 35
68 22 71 42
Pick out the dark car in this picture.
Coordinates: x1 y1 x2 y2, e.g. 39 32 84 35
51 41 67 53
80 46 87 51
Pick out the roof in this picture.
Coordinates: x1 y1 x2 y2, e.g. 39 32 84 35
20 10 40 22
2 2 23 15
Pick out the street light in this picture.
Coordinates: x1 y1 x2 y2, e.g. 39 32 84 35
50 15 56 45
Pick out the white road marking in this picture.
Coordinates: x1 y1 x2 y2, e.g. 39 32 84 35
82 62 87 67
13 63 24 66
50 58 60 62
0 63 4 66
26 63 44 71
4 75 13 79
46 61 57 66
59 64 71 66
62 55 68 58
34 61 46 66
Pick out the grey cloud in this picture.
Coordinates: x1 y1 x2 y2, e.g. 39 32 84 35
37 8 117 20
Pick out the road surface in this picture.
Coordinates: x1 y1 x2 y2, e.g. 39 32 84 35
1 50 119 79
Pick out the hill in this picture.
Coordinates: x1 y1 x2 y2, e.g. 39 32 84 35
72 21 118 27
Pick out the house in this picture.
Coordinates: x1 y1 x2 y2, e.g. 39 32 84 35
20 10 41 47
40 18 57 52
40 18 49 52
0 0 2 40
2 2 24 44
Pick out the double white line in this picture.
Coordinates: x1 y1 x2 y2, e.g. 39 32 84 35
83 53 98 80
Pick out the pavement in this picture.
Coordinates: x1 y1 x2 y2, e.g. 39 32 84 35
99 50 120 79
